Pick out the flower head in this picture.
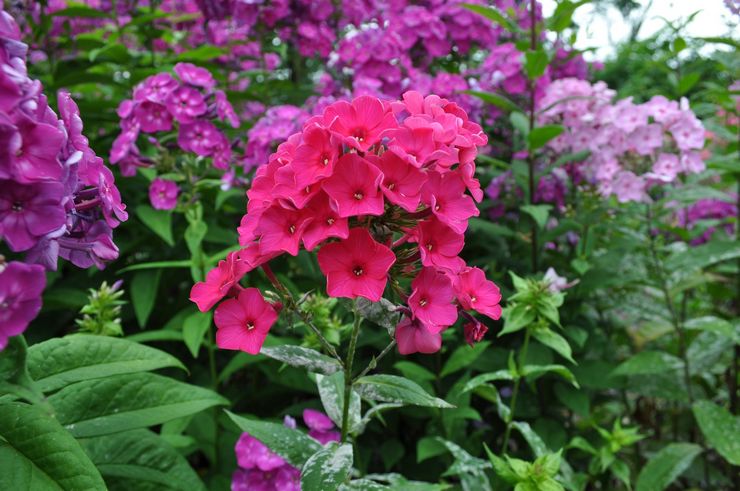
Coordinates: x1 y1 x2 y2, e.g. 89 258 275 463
148 178 179 210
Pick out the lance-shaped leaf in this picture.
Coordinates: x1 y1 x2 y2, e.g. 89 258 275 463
28 335 186 393
261 345 342 375
49 372 228 437
226 411 321 467
316 372 361 434
635 443 702 491
80 429 206 491
692 400 740 466
301 442 353 491
0 402 106 490
354 375 454 408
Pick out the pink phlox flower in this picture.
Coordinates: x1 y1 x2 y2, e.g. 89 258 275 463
367 151 426 212
255 203 313 256
167 85 207 124
321 153 385 218
317 228 396 302
454 267 502 321
408 266 458 332
214 287 278 354
302 191 349 251
190 250 252 312
395 316 442 355
148 178 179 210
422 171 479 234
0 261 46 350
412 218 465 272
324 95 397 152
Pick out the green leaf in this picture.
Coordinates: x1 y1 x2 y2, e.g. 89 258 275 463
528 125 564 150
182 311 212 358
174 46 227 62
484 443 519 484
548 0 588 32
131 269 161 328
393 361 436 382
692 400 740 465
226 411 321 467
417 436 448 463
0 336 39 402
136 205 174 246
261 345 342 375
440 341 491 377
521 204 552 229
684 317 740 344
511 421 550 457
80 429 206 491
461 3 518 32
117 260 192 274
463 90 521 112
463 370 514 393
316 372 361 434
28 335 186 393
521 364 579 387
500 304 537 335
666 240 740 272
355 298 400 333
0 402 106 490
301 442 353 491
612 351 684 377
510 111 530 137
437 438 491 484
354 374 454 408
532 329 574 364
524 49 549 79
468 217 517 238
49 373 228 437
677 72 701 95
53 6 110 18
635 443 702 491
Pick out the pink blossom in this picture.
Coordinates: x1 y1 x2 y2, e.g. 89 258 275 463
464 319 488 347
302 192 349 251
321 153 384 218
167 85 207 124
413 218 465 272
0 180 66 252
324 95 396 152
454 267 503 321
422 171 479 234
395 317 442 355
317 228 396 302
303 409 340 445
190 251 251 312
0 261 46 350
148 178 179 210
174 62 216 90
368 152 426 212
214 288 278 354
408 267 457 332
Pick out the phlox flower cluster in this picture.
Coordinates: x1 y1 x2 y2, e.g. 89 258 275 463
0 9 126 349
243 106 310 172
231 410 339 491
538 78 706 202
677 197 737 245
191 92 502 356
111 62 239 178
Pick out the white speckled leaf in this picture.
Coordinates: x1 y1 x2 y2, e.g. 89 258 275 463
692 400 740 466
354 375 454 408
316 372 361 434
226 410 321 467
301 442 353 491
261 345 341 375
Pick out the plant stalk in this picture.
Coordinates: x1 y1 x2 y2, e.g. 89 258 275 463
527 0 539 273
341 300 363 443
501 328 532 454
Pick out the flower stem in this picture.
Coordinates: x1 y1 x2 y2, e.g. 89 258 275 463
527 0 539 274
341 300 363 443
355 340 397 380
501 328 531 455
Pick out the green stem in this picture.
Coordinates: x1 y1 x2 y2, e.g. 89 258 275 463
355 340 397 380
527 0 539 273
501 329 532 454
341 301 363 443
207 326 218 390
645 205 694 405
